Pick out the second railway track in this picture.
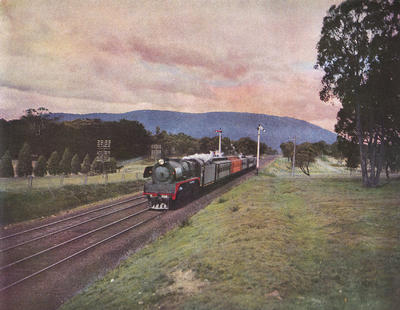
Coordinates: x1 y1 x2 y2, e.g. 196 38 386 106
0 194 162 293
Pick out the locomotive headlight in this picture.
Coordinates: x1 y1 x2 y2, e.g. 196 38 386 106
158 159 165 165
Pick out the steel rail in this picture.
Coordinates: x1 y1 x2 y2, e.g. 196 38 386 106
0 195 145 241
0 199 147 252
0 212 162 292
0 207 150 271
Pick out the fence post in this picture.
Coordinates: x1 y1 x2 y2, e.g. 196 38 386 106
104 173 108 184
60 175 64 186
84 174 88 185
28 175 33 189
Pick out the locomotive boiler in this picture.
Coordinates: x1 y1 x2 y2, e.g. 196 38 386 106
143 153 256 210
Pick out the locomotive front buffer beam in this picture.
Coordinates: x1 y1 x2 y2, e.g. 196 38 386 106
147 195 172 210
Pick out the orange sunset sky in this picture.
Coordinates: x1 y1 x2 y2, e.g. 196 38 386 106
1 0 342 131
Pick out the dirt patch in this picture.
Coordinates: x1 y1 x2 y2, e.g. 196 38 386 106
160 269 208 295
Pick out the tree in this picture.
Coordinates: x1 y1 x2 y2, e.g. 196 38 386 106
295 143 318 176
0 150 14 177
316 0 400 187
71 154 81 174
21 107 51 136
326 141 342 159
384 143 400 179
312 141 328 156
81 154 91 174
91 158 103 174
280 142 294 161
234 137 257 155
261 143 277 155
199 137 217 154
47 151 60 175
59 147 73 175
34 155 47 177
107 157 117 173
337 136 360 171
16 142 32 176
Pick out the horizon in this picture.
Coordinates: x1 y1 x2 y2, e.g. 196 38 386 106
1 0 341 131
2 108 337 133
51 109 337 133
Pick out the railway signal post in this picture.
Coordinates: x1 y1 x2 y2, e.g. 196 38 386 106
256 124 266 175
216 129 223 156
97 139 111 183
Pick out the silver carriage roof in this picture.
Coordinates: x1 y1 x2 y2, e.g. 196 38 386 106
182 152 231 165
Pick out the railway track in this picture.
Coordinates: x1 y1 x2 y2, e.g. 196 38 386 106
0 156 276 310
0 194 163 292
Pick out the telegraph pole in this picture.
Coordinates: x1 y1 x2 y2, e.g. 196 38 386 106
256 124 266 175
215 129 222 156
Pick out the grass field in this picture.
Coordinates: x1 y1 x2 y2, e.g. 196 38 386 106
0 159 154 192
0 159 154 225
266 156 354 177
60 157 400 310
0 180 145 226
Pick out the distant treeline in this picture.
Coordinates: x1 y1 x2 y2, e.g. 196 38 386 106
0 116 151 161
153 126 277 159
0 109 278 177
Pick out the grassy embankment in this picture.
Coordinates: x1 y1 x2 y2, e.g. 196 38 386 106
0 160 154 226
61 157 400 310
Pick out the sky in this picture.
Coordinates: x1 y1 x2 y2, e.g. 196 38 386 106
0 0 341 131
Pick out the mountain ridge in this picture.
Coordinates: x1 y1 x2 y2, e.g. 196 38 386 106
53 110 337 151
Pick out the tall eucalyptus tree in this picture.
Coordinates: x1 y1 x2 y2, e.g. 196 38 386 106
316 0 400 186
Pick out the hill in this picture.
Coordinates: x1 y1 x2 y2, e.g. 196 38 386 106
54 110 337 150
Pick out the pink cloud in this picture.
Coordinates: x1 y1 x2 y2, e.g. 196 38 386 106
97 35 249 80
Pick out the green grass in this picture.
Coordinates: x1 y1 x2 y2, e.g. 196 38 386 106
265 156 351 177
0 159 154 225
0 159 154 192
0 180 145 225
61 157 400 310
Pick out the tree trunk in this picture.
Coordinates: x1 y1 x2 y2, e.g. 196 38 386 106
374 134 385 186
356 103 369 186
385 162 390 179
369 133 377 186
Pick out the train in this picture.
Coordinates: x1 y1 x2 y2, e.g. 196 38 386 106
143 153 256 210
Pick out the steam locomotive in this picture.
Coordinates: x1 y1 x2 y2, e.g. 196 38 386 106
143 153 256 210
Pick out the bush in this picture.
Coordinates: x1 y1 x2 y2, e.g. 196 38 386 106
81 154 91 174
229 205 239 212
47 151 60 175
295 143 318 176
59 147 73 175
91 158 103 174
71 154 81 174
34 155 47 177
16 142 32 177
109 157 117 173
0 150 14 177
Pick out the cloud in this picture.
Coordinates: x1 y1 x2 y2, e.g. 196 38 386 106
0 0 341 131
